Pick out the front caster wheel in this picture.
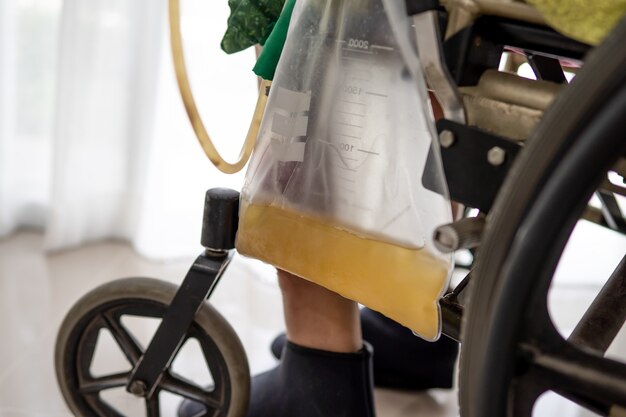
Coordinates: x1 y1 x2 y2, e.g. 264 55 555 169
55 277 250 417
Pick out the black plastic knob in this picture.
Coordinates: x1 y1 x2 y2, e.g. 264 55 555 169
201 188 240 251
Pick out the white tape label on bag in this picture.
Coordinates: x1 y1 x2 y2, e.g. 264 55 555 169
268 87 311 162
274 87 311 113
270 138 306 162
271 113 309 137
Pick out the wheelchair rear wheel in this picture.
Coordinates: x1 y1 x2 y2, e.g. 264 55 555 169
459 17 626 417
55 277 250 417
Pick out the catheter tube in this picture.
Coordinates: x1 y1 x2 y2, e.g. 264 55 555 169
169 0 269 174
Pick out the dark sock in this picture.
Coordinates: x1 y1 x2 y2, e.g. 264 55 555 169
179 341 376 417
360 308 458 390
246 341 375 417
271 308 459 391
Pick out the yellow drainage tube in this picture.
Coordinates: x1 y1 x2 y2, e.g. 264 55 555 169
169 0 269 174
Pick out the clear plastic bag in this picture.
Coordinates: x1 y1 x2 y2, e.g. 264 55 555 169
236 0 453 341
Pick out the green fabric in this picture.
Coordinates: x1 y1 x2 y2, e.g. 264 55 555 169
528 0 626 45
253 0 296 80
221 0 286 54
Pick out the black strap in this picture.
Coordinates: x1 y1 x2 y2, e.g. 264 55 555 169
405 0 440 15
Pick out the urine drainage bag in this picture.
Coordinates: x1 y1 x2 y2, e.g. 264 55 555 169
236 0 453 341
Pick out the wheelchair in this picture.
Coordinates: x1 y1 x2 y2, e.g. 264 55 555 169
54 0 626 415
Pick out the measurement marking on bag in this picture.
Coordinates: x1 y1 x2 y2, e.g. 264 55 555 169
370 44 394 51
358 149 379 155
335 121 363 128
338 133 361 139
343 86 362 95
340 100 365 106
365 91 387 97
347 38 369 49
339 176 356 183
320 139 357 153
338 110 365 117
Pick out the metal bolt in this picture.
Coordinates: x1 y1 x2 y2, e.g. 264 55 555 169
129 380 148 397
433 226 459 253
487 146 506 166
439 130 455 148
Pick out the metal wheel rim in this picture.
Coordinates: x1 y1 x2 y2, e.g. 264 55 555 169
66 298 232 417
469 82 626 416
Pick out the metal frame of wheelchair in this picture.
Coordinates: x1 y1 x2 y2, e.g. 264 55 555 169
55 1 626 416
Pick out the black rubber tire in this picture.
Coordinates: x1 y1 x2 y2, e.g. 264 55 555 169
459 17 626 417
55 277 250 417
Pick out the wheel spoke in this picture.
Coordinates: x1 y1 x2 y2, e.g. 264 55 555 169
76 321 102 383
568 253 626 353
146 391 161 417
509 377 543 417
528 343 626 410
79 372 130 394
102 312 143 365
161 373 222 411
197 335 225 393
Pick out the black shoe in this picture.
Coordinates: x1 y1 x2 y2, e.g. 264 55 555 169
179 341 376 417
271 308 459 391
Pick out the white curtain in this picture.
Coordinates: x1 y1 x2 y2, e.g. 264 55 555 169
0 0 259 260
45 0 165 250
0 0 53 236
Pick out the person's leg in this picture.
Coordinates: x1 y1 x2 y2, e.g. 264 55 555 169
179 270 376 417
271 231 460 394
277 269 361 352
241 270 374 417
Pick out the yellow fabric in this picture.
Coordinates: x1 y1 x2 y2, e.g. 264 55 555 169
527 0 626 45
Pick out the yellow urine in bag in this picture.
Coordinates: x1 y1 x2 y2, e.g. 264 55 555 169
236 203 451 341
